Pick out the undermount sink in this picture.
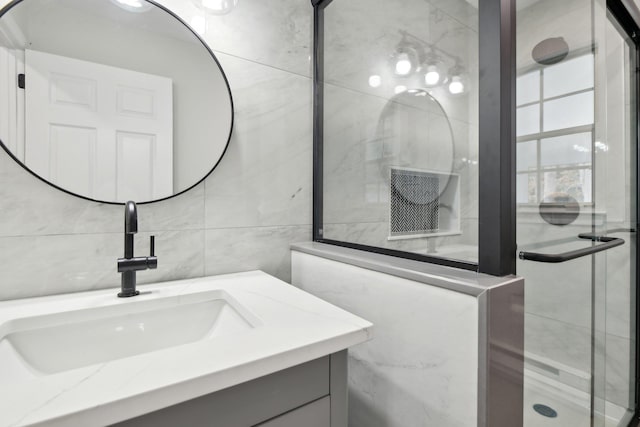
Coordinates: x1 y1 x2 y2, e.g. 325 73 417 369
0 290 258 375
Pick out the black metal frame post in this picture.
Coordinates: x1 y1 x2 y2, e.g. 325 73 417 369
600 1 640 425
478 0 517 276
312 0 326 242
312 0 517 274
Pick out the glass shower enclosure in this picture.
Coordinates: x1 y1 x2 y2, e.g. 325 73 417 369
312 0 639 425
516 0 637 425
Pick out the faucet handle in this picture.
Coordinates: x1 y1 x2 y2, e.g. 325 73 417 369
150 235 155 257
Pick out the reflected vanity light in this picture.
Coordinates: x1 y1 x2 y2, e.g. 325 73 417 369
394 85 407 94
111 0 153 12
369 75 382 88
395 52 413 76
190 15 206 35
448 76 465 94
424 65 441 86
390 31 470 95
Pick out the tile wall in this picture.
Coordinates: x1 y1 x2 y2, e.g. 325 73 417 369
0 0 313 300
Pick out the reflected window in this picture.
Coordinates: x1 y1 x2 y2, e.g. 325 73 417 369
516 53 595 204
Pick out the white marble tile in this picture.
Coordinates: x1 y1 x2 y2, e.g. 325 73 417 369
519 252 592 329
323 0 478 117
292 252 479 427
205 225 311 283
0 151 205 237
158 0 312 77
0 230 205 301
204 54 312 229
516 0 592 69
0 151 122 237
602 333 634 408
525 313 591 375
599 232 634 340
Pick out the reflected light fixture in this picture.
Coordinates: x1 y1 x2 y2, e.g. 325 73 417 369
424 65 441 86
111 0 153 12
198 0 239 15
448 64 466 94
448 76 465 94
368 75 382 88
394 85 407 94
395 52 413 76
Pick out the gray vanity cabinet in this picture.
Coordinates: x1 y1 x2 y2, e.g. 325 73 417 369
111 351 347 427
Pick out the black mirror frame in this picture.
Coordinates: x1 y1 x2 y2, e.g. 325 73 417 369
0 0 234 206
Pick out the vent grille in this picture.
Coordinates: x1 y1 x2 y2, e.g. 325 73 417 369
390 169 439 235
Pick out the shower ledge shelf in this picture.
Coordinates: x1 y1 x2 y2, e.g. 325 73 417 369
0 271 372 427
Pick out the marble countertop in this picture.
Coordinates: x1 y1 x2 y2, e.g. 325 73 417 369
0 271 372 427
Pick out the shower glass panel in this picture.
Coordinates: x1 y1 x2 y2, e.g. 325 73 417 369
517 0 637 425
319 0 479 264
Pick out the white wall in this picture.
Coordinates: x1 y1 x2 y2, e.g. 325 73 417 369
0 0 313 300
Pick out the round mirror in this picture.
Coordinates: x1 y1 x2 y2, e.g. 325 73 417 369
0 0 233 204
375 89 455 199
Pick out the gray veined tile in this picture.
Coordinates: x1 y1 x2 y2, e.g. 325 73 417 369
0 151 122 237
0 230 205 301
204 225 311 283
158 0 312 78
204 56 312 229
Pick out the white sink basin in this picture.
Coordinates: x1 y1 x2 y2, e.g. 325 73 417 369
0 290 258 375
0 271 372 427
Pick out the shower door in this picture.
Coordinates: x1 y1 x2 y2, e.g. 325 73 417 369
516 0 638 426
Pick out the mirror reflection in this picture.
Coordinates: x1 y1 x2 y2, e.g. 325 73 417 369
0 0 233 204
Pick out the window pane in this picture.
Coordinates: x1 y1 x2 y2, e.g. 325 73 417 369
517 140 537 172
541 132 592 167
542 168 592 203
544 54 594 98
517 71 540 106
517 104 540 136
543 91 594 131
517 173 537 204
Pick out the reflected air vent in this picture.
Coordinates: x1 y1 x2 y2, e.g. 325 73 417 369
388 167 461 239
390 168 440 235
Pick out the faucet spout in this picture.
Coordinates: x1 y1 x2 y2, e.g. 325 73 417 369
117 201 158 298
124 200 138 234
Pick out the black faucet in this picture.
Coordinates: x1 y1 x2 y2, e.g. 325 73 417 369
117 201 157 297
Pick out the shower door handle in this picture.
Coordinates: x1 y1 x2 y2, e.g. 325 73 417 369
518 233 627 263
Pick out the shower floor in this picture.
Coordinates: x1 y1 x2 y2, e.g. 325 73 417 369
524 369 631 427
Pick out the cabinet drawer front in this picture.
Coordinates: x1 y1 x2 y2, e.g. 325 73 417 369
113 356 329 427
257 396 330 427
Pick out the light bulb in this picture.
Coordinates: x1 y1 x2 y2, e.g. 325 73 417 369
424 65 440 86
394 85 407 94
448 76 465 94
395 53 412 76
368 75 382 88
190 16 206 35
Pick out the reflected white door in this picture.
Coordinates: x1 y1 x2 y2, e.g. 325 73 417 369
25 49 173 201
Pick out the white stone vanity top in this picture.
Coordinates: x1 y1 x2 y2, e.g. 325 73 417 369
0 271 372 427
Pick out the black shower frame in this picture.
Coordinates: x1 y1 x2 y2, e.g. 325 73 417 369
313 0 640 423
311 0 517 276
607 2 640 425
